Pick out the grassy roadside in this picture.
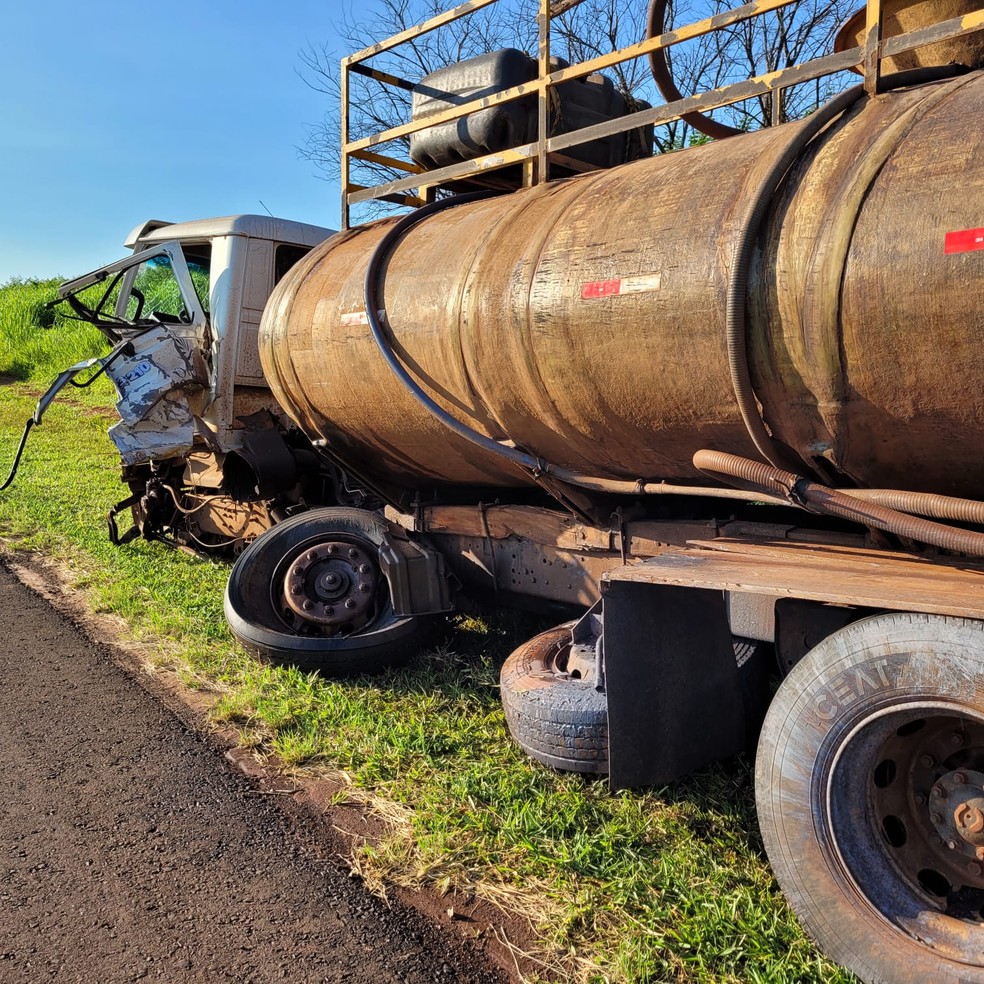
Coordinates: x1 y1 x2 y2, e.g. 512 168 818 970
0 279 854 983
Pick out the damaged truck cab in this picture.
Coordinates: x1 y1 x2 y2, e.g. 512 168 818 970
57 215 334 549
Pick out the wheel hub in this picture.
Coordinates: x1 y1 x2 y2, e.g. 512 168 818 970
929 768 984 861
283 541 377 631
865 715 984 912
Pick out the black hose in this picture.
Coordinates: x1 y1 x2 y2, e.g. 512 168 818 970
361 76 978 545
363 195 751 497
645 0 743 141
363 192 545 479
724 67 968 474
0 420 36 492
0 338 134 493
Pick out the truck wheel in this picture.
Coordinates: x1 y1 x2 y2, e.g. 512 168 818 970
224 507 428 675
501 624 764 775
756 612 984 984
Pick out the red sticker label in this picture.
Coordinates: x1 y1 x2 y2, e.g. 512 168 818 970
582 278 622 299
581 273 662 299
945 228 984 255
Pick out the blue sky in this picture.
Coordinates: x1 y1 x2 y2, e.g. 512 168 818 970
0 1 350 282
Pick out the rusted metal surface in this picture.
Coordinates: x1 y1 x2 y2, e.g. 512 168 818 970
345 41 863 206
754 72 983 496
863 0 884 94
182 495 275 547
606 537 984 619
433 532 604 606
265 73 984 497
545 46 862 152
282 541 377 631
881 6 984 62
836 0 984 75
407 505 718 607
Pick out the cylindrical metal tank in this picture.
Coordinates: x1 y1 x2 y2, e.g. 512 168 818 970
261 72 984 497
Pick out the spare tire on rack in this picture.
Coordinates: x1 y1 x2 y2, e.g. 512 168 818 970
500 620 764 775
224 507 431 675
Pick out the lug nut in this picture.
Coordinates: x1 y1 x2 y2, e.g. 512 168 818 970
931 813 943 825
349 547 360 559
291 584 303 595
302 600 314 611
920 754 936 768
933 784 947 799
307 551 318 562
359 563 371 574
324 606 334 616
326 544 336 554
947 839 959 850
954 772 967 785
914 793 926 806
345 599 357 610
969 861 982 877
951 732 965 747
359 582 371 593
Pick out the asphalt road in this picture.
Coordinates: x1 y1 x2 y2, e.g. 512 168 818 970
0 559 505 983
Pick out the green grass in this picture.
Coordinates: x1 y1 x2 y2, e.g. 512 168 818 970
0 278 111 386
0 277 855 983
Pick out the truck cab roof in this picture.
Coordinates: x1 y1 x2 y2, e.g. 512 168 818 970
125 214 334 250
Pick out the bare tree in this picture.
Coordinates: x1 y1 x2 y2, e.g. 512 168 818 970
697 0 857 127
299 0 537 215
300 0 858 214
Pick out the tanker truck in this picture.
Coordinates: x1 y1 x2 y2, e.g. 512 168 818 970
39 0 984 979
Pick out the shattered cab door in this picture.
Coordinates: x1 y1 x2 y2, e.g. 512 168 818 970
58 242 211 466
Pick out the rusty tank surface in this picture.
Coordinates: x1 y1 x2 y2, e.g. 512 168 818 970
260 71 984 498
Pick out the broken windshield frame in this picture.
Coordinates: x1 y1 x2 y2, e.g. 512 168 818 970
55 242 208 343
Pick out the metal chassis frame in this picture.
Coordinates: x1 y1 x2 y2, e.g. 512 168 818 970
339 0 984 226
601 539 984 789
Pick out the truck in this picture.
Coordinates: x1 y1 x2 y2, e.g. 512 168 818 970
38 0 984 980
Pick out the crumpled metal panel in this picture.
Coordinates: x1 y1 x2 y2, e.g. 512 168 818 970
108 397 197 466
106 325 208 426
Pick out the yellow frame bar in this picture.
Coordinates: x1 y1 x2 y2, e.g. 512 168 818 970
341 0 984 224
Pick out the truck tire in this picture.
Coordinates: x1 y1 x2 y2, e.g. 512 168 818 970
224 507 429 675
501 624 764 775
500 622 608 774
755 612 984 984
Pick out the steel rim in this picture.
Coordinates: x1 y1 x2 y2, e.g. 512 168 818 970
827 700 984 964
271 536 380 636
